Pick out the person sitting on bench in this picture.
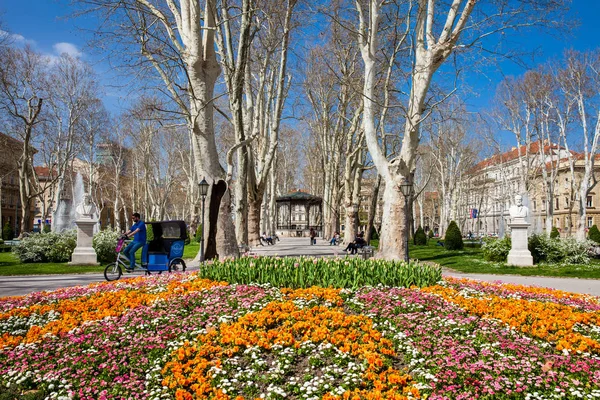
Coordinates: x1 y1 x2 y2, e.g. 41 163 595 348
261 232 274 245
329 232 340 245
344 235 366 255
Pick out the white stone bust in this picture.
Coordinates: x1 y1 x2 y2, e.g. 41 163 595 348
76 193 96 219
509 194 529 221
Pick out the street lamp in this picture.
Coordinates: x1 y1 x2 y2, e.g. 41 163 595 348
198 177 209 262
399 178 413 263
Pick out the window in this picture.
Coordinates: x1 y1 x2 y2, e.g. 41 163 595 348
588 217 594 228
555 197 559 210
565 197 569 207
587 196 593 208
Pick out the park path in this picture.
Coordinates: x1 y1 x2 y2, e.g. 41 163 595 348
1 237 599 298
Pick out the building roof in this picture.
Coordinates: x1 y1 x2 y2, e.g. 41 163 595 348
276 190 322 203
469 140 569 174
0 132 23 147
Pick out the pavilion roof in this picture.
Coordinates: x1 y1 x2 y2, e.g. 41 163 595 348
276 190 322 203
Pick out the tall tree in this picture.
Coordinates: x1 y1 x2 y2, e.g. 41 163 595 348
78 0 238 259
558 50 600 240
46 53 103 231
243 0 297 246
354 0 568 260
0 46 49 235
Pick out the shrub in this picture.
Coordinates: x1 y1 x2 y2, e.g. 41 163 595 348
13 231 76 263
370 226 379 241
413 226 427 245
444 221 464 250
482 236 511 262
146 223 154 243
527 234 591 265
527 234 546 264
2 223 13 240
559 237 593 265
93 229 121 264
428 230 434 239
588 225 600 244
550 226 560 239
42 224 51 233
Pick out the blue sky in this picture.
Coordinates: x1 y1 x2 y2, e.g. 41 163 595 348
2 1 600 123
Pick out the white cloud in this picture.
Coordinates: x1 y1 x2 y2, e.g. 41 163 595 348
52 42 82 58
0 30 36 46
9 33 25 42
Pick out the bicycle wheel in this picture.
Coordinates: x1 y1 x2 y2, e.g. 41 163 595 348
104 262 123 281
169 258 186 272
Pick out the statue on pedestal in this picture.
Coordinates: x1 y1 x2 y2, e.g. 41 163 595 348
507 193 533 266
70 193 99 265
75 193 96 220
509 194 529 221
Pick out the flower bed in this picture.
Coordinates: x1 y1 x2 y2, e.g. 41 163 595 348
0 270 599 399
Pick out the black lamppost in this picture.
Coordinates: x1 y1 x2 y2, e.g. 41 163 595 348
399 178 413 263
198 178 209 262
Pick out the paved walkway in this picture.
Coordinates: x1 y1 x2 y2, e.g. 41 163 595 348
1 237 599 298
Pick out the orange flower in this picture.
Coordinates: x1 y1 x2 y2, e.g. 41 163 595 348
161 297 419 399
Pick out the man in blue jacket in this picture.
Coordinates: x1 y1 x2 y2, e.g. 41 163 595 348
122 213 146 271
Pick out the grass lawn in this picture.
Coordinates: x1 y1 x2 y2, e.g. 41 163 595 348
183 241 199 259
410 240 600 279
0 242 200 276
0 252 105 276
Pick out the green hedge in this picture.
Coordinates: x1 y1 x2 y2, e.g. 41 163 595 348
197 256 442 289
414 226 427 245
444 221 464 250
588 225 600 244
2 223 13 241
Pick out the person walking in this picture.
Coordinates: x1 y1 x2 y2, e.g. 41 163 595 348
310 228 316 245
122 213 146 272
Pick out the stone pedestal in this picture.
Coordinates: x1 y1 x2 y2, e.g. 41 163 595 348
70 219 99 265
507 219 533 266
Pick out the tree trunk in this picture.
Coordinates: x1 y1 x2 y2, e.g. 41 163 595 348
248 196 262 246
378 183 408 260
235 149 249 245
343 204 359 245
365 175 381 244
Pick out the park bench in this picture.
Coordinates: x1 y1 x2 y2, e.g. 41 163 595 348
238 244 256 257
357 245 374 260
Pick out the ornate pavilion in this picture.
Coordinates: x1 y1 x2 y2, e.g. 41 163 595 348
275 190 323 237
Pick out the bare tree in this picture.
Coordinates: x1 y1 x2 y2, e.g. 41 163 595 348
354 0 568 260
45 54 103 231
244 0 297 246
77 0 238 259
425 104 477 236
0 46 49 235
304 22 364 242
557 50 600 240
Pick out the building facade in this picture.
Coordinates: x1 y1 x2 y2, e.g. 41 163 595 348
461 141 600 237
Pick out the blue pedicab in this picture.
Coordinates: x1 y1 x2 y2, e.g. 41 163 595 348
104 220 188 281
